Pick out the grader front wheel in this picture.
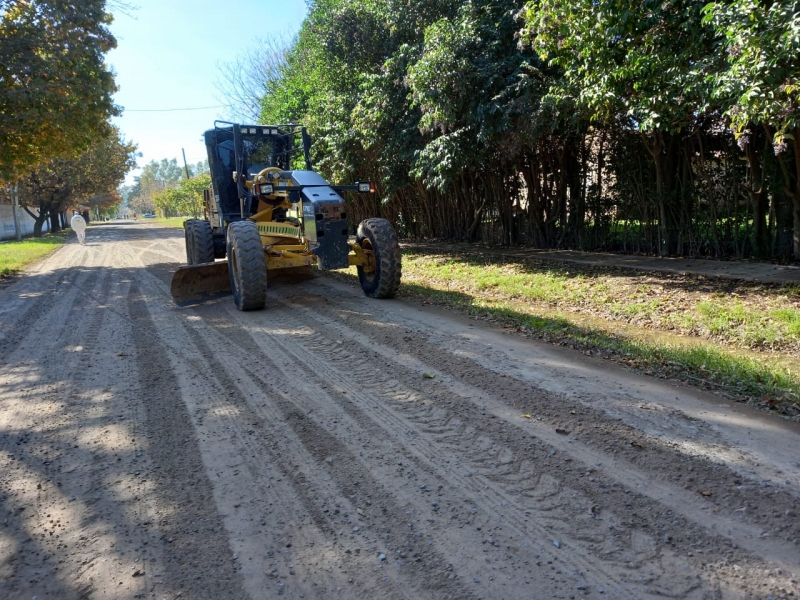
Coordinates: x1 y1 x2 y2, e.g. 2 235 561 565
184 219 215 265
356 218 401 299
226 221 267 311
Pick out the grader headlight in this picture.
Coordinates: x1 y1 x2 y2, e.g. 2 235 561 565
256 183 273 195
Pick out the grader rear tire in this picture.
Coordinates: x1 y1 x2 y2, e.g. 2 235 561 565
184 219 215 265
356 218 401 298
184 221 195 264
226 220 267 311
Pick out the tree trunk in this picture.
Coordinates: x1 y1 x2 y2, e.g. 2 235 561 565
744 130 769 258
11 184 22 241
792 129 800 259
467 199 486 242
49 210 61 234
642 132 670 256
567 141 584 249
23 205 49 237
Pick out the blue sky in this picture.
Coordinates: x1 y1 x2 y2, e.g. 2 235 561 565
108 0 308 184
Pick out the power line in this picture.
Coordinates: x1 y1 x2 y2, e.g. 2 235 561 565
123 105 228 112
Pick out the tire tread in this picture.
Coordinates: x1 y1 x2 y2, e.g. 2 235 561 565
356 218 402 299
228 221 267 311
185 219 215 264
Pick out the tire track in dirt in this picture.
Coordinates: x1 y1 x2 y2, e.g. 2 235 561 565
261 287 797 598
27 270 143 599
2 262 148 597
0 267 86 367
1 227 235 599
126 279 249 600
0 232 118 360
0 269 107 599
166 294 696 596
297 291 800 538
224 307 715 600
125 270 476 600
181 320 454 600
286 289 800 541
1 250 176 599
44 267 165 600
122 258 468 598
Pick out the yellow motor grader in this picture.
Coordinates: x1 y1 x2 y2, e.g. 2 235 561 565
170 122 401 310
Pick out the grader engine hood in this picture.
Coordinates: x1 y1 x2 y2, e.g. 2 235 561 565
291 171 350 271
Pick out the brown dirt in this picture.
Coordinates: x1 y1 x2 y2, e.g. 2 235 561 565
0 222 798 599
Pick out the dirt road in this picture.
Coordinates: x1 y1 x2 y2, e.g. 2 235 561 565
1 222 798 600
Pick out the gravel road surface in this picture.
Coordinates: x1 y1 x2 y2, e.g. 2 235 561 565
1 222 798 599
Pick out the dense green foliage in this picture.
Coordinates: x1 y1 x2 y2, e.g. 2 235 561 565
126 158 210 217
0 0 119 182
257 0 800 259
153 173 212 218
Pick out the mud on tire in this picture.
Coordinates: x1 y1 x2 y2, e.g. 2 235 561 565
356 218 402 299
226 221 267 311
184 219 215 265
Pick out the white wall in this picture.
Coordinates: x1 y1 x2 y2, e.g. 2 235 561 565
0 204 50 240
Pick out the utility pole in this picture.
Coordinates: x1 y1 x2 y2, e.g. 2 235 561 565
11 184 22 241
182 148 190 180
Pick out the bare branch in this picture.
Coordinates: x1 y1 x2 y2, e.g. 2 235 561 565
214 35 292 123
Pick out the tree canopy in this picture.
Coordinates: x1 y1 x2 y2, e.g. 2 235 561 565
152 174 211 218
248 0 800 258
0 0 119 182
16 126 137 236
125 158 209 216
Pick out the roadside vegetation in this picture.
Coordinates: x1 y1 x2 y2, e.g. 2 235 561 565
334 248 800 418
257 0 799 262
406 246 800 352
120 158 210 220
145 216 187 229
1 1 136 236
247 0 800 416
0 233 68 277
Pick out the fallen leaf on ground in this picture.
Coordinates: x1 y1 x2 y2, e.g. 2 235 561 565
422 373 435 379
700 490 713 497
521 414 532 419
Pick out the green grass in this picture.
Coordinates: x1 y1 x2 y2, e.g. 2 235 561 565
144 216 188 229
771 308 800 336
331 247 800 413
401 279 800 408
0 233 68 276
402 248 800 351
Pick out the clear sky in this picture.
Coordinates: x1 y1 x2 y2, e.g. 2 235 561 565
107 0 308 184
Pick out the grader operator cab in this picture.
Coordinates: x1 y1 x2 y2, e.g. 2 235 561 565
170 121 401 310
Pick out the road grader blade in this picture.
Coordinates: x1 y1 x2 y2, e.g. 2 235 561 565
170 261 231 307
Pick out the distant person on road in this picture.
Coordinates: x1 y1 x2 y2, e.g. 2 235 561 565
71 213 87 245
